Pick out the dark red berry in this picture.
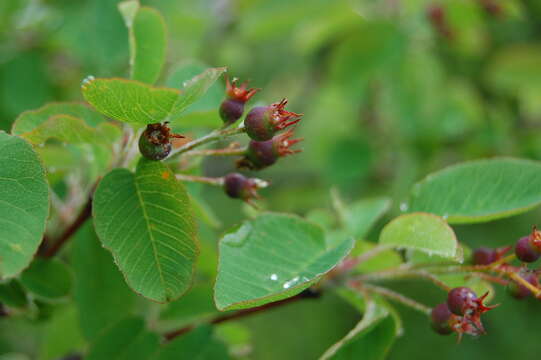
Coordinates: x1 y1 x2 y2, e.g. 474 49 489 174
473 247 498 265
244 99 302 141
431 303 454 335
223 173 268 204
447 287 478 316
507 272 539 299
138 122 184 161
237 129 302 170
219 76 259 125
515 236 541 263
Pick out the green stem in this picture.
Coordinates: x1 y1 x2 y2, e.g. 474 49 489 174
182 146 247 157
356 268 451 291
170 126 246 157
175 174 224 186
352 281 431 315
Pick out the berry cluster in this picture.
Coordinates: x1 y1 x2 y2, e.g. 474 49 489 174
220 77 303 203
431 287 495 341
138 75 303 205
431 227 541 341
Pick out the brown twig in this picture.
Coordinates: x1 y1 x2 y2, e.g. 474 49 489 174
163 290 319 342
41 197 93 258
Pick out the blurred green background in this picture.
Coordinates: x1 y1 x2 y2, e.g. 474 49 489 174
2 0 541 359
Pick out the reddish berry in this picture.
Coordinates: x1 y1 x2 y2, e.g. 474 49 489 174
507 272 539 299
219 76 259 125
237 129 302 170
515 230 541 263
431 303 454 335
138 122 184 161
447 287 478 316
244 99 302 141
223 173 267 203
472 246 511 265
473 247 497 265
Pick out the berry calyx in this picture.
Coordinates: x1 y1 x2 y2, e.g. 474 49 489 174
431 303 454 335
138 122 184 161
507 271 539 299
515 227 541 263
237 129 303 170
244 99 303 141
223 173 268 204
219 76 259 125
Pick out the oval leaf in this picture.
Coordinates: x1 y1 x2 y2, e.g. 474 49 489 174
409 158 541 224
379 213 459 260
120 2 167 84
20 258 73 301
0 132 49 279
214 213 354 311
18 114 120 146
86 317 160 360
82 68 226 126
71 222 137 341
11 102 104 135
93 158 198 303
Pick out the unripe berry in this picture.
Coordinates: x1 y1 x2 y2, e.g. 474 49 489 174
515 235 541 263
237 129 302 170
473 247 497 265
447 287 478 316
223 173 269 206
507 272 539 299
219 76 259 125
431 303 454 335
244 99 302 141
138 122 184 161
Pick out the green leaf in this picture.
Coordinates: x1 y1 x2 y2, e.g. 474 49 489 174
86 317 160 360
17 115 120 146
409 158 541 224
20 258 73 301
0 132 49 279
214 213 354 311
71 222 137 341
0 280 28 309
93 158 198 303
321 297 395 360
160 283 221 327
120 2 167 84
38 305 84 360
170 67 226 115
156 325 230 360
82 68 226 126
485 44 541 95
11 102 104 135
352 241 402 273
341 197 391 239
379 213 460 260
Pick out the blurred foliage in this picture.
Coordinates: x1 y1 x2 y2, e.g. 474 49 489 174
1 0 541 358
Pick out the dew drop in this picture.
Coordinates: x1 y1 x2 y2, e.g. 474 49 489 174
270 274 278 281
282 276 300 289
81 75 95 89
400 202 409 212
